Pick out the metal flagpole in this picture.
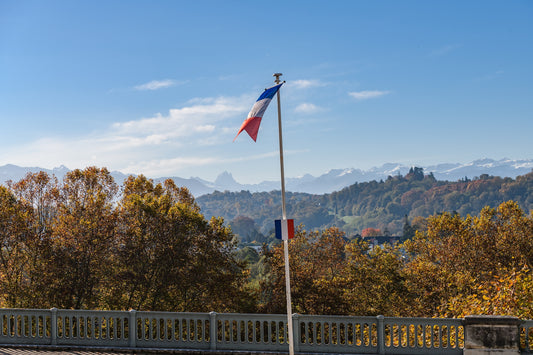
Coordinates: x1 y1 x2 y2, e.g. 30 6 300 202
273 72 294 355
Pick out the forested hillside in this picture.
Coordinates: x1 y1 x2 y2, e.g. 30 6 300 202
197 168 533 236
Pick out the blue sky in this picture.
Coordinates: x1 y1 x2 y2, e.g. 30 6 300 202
1 1 532 184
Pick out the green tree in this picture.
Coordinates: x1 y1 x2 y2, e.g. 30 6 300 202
230 215 265 243
402 215 415 241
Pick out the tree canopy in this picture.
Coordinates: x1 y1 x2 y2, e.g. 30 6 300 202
0 168 249 311
2 168 533 319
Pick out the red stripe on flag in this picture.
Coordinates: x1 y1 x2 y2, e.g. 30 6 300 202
233 116 262 142
287 219 294 239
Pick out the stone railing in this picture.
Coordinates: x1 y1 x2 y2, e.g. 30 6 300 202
1 308 532 354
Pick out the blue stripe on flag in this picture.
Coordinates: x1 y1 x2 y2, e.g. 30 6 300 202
275 219 282 239
257 83 283 101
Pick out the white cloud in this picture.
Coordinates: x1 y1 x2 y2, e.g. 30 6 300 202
294 103 322 114
134 79 179 91
290 79 325 89
1 95 252 177
112 96 248 146
348 90 390 101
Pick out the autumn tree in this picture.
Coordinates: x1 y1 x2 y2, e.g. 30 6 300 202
344 241 412 316
361 227 381 237
260 227 350 315
107 175 249 312
0 172 59 307
404 201 533 317
43 167 118 309
0 186 29 306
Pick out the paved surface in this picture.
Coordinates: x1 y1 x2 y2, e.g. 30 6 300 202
0 348 290 355
0 349 126 355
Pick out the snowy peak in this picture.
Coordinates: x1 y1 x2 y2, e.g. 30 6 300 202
1 158 532 197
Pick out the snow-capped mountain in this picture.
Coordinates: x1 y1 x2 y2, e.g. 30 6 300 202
1 158 532 197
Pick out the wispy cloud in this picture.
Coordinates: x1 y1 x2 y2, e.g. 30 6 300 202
294 103 323 114
134 79 180 91
348 90 390 101
112 96 248 145
290 79 326 89
1 95 251 177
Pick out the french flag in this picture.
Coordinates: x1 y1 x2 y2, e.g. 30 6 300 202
234 83 283 142
275 219 295 240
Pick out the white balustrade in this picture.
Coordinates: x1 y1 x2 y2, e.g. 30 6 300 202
1 308 533 354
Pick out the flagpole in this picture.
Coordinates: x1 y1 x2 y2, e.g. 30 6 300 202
273 73 294 355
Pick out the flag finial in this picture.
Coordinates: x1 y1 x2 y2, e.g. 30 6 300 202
273 73 283 84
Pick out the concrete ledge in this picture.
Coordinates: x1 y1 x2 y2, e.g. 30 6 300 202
0 345 351 355
463 315 521 355
0 345 285 355
464 351 519 355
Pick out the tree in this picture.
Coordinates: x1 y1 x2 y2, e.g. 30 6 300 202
402 215 415 241
344 241 412 316
108 175 250 312
230 216 264 243
0 186 29 307
361 227 381 237
406 167 424 181
260 227 350 315
45 167 118 309
1 172 59 307
403 201 533 317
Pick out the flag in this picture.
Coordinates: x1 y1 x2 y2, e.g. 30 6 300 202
275 219 295 240
234 83 283 142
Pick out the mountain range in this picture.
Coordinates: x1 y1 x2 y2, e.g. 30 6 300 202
1 158 532 196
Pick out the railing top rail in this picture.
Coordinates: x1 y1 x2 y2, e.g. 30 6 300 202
383 316 464 323
135 310 210 317
297 314 377 320
0 308 54 312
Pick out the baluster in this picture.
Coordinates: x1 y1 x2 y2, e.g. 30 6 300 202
171 317 176 342
253 320 257 344
437 323 441 348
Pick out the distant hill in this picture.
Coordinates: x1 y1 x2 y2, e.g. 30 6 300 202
196 170 533 236
1 158 532 197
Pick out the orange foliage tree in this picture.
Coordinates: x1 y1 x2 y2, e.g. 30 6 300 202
361 227 381 237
